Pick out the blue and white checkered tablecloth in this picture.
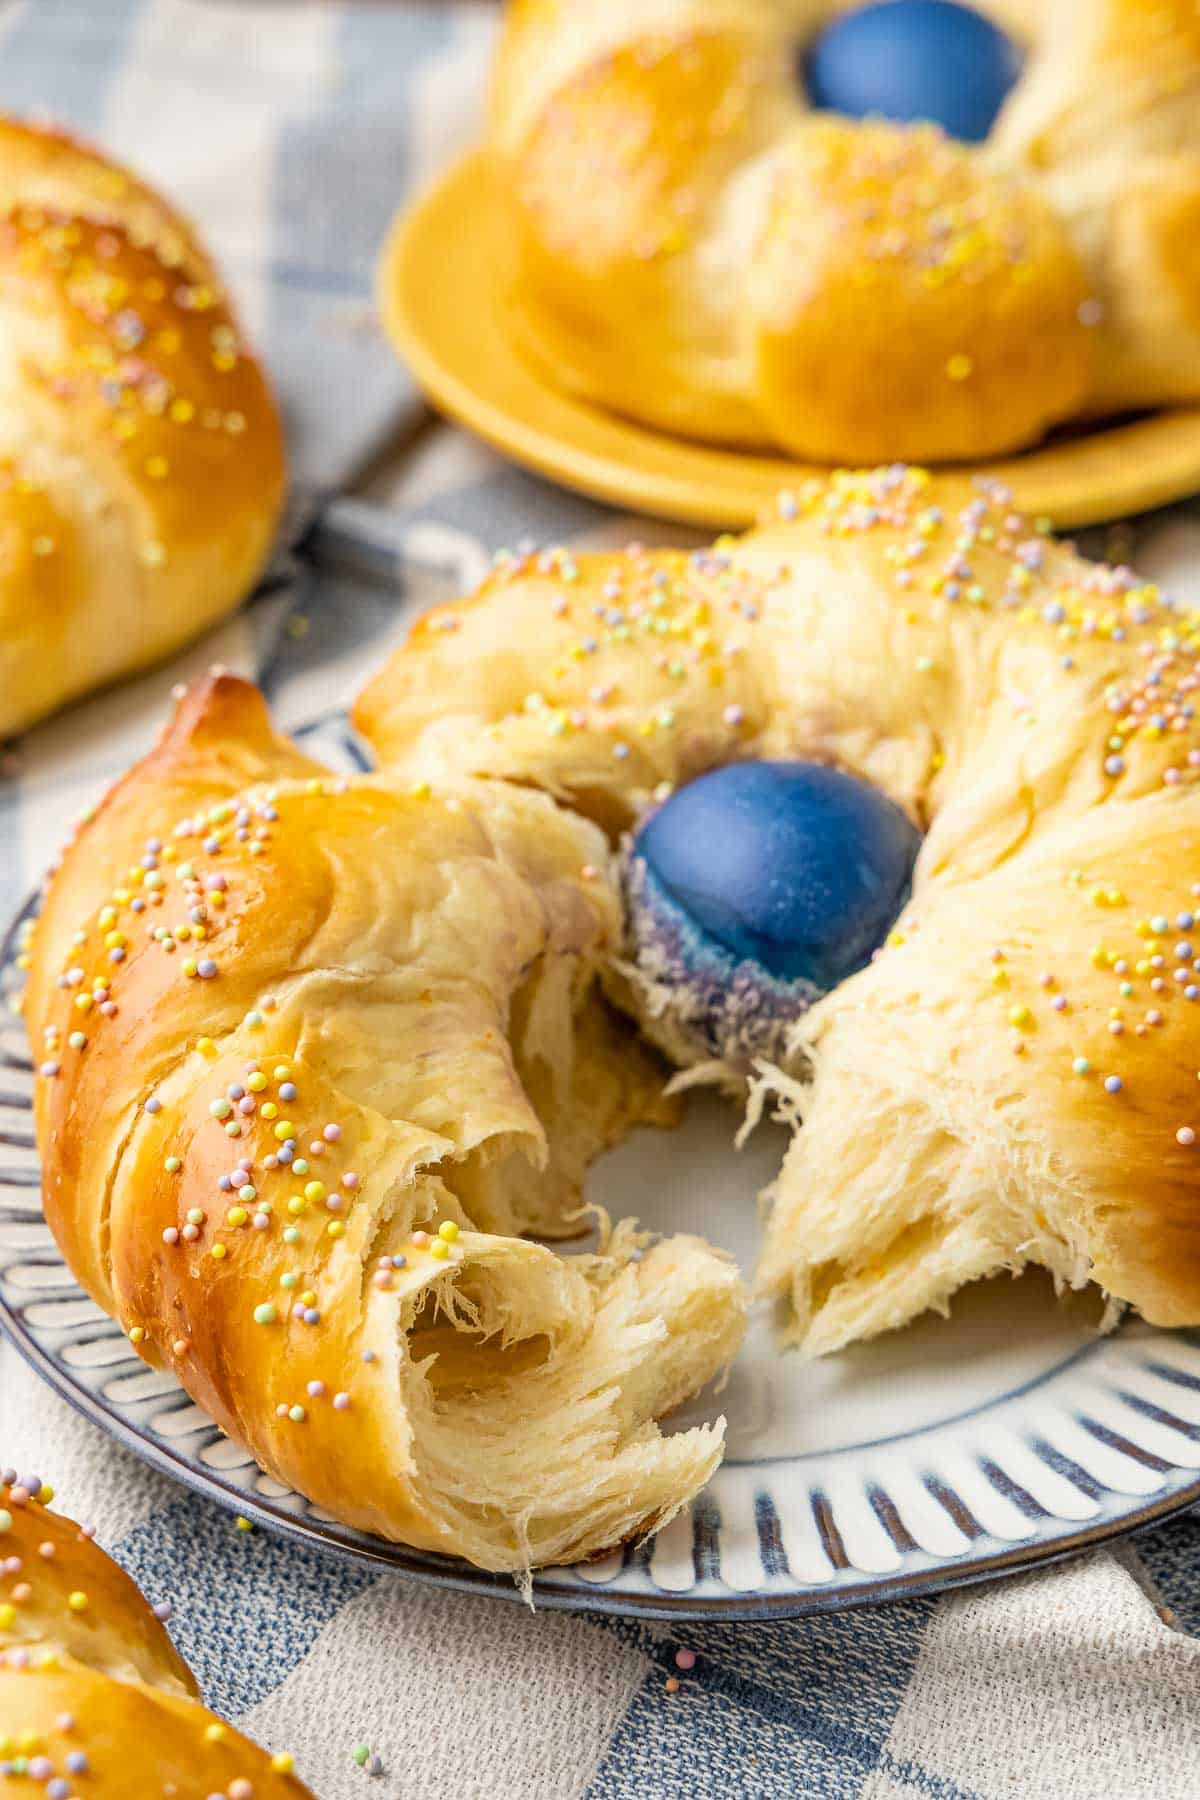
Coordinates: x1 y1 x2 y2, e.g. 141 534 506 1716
4 5 1200 1796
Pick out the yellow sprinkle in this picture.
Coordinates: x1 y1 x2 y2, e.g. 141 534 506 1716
236 1517 253 1533
0 1604 15 1629
205 1723 228 1743
270 1754 294 1775
128 1325 145 1345
196 1037 218 1059
1008 1005 1033 1029
438 1221 459 1243
210 1244 228 1261
66 1591 88 1613
429 1240 450 1260
326 1221 345 1239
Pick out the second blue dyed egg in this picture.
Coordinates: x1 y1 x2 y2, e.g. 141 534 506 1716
804 0 1022 144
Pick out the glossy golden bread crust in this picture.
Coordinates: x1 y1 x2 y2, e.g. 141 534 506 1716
487 0 1200 462
356 465 1200 1354
0 1480 310 1792
24 678 745 1572
0 117 285 736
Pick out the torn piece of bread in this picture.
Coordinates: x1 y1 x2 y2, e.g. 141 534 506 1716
24 675 745 1573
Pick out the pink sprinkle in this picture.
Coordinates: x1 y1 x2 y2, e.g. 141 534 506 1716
674 1648 696 1671
342 1171 360 1190
323 1123 341 1143
333 1392 350 1411
1178 1127 1196 1147
162 1227 180 1246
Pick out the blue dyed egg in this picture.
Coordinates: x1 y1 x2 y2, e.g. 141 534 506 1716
804 1 1021 144
629 763 919 1063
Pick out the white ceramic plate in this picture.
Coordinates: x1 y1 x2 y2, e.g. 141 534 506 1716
2 710 1199 1620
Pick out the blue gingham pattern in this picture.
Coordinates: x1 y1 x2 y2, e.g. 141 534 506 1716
3 5 1200 1795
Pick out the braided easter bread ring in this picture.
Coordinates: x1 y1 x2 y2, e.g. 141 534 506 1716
23 677 744 1572
487 0 1200 464
0 1474 311 1793
0 118 285 737
356 465 1200 1356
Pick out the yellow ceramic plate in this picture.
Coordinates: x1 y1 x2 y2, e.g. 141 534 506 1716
379 151 1200 531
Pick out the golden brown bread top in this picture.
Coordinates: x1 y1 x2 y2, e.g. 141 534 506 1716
355 467 1196 844
356 465 1200 1337
0 117 285 736
0 1479 311 1794
748 120 1093 463
487 0 1200 461
25 676 744 1570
